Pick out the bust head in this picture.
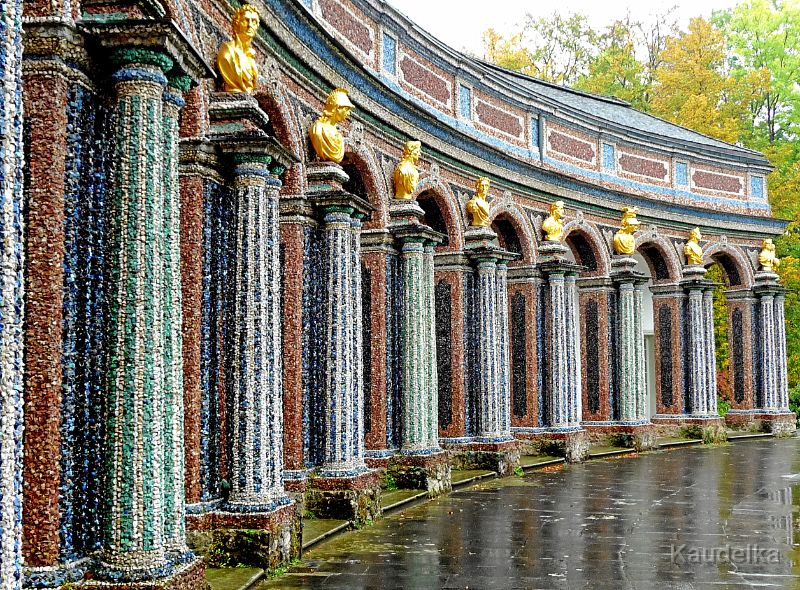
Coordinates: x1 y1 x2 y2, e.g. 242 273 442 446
620 206 640 234
403 140 421 163
475 177 490 199
550 200 565 220
689 227 702 242
322 88 354 124
232 4 260 44
764 238 775 252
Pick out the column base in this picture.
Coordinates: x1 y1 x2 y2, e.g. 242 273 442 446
651 414 728 443
87 557 205 590
364 448 397 469
752 411 797 436
440 439 520 476
582 421 658 451
306 469 382 525
388 451 451 497
515 428 589 463
186 502 300 569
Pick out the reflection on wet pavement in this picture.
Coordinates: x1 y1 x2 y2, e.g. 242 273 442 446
260 439 800 589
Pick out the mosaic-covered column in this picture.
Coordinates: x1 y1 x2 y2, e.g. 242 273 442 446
687 285 709 415
0 0 25 584
752 272 795 433
611 258 648 423
541 265 583 429
702 288 718 416
161 77 191 561
99 49 182 578
306 163 373 478
537 242 588 462
463 235 516 443
394 222 443 454
225 153 290 512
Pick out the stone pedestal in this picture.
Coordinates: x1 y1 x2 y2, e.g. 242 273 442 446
305 162 379 521
387 452 452 496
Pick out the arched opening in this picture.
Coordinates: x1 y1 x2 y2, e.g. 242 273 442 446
560 226 610 424
633 240 681 420
703 249 752 415
417 190 452 248
490 212 536 430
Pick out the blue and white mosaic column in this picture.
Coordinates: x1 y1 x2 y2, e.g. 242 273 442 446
0 0 25 585
774 294 789 410
496 262 512 436
546 269 582 429
686 286 710 416
320 205 367 476
759 292 779 410
424 242 439 445
227 157 290 511
162 79 191 561
703 289 719 416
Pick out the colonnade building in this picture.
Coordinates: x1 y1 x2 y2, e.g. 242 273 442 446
0 0 794 586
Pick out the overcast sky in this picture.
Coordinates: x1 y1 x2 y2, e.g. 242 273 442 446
387 0 743 55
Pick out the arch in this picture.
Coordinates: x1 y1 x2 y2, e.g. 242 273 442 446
413 178 465 252
634 234 683 283
342 142 389 229
254 81 307 196
488 201 537 264
702 242 755 288
562 220 611 276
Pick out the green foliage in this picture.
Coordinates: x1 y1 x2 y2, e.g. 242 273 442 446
678 425 704 440
789 384 800 425
513 465 524 477
718 398 730 416
382 471 398 491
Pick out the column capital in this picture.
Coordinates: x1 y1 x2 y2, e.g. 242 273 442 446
539 259 583 277
392 222 445 248
79 19 214 83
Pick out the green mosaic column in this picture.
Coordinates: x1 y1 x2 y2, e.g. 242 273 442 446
98 49 174 580
400 237 437 453
162 77 192 561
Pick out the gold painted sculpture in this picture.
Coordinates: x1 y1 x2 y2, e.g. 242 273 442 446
612 206 640 255
309 88 354 164
466 177 491 227
684 227 704 266
758 238 780 272
542 201 565 242
217 4 261 93
394 140 421 199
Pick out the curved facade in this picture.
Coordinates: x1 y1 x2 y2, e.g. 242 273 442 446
6 0 796 586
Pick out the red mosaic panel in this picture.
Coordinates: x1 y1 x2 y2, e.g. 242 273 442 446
692 170 742 194
619 153 668 180
548 130 595 163
475 100 523 139
320 0 373 56
399 56 451 106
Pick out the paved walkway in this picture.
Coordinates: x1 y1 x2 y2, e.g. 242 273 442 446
261 438 800 589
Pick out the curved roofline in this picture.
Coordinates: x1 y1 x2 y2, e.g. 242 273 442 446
369 0 768 166
263 0 781 235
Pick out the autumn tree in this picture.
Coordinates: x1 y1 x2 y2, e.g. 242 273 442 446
574 19 649 110
650 17 747 143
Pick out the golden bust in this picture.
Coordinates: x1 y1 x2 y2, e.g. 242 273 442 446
542 201 565 242
466 177 491 227
758 238 780 272
612 206 640 255
394 140 421 200
309 88 354 164
684 227 704 266
217 4 260 93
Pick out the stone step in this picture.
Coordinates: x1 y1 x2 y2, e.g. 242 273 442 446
206 567 264 590
301 518 350 551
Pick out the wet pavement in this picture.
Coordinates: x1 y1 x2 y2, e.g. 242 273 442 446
261 439 800 589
